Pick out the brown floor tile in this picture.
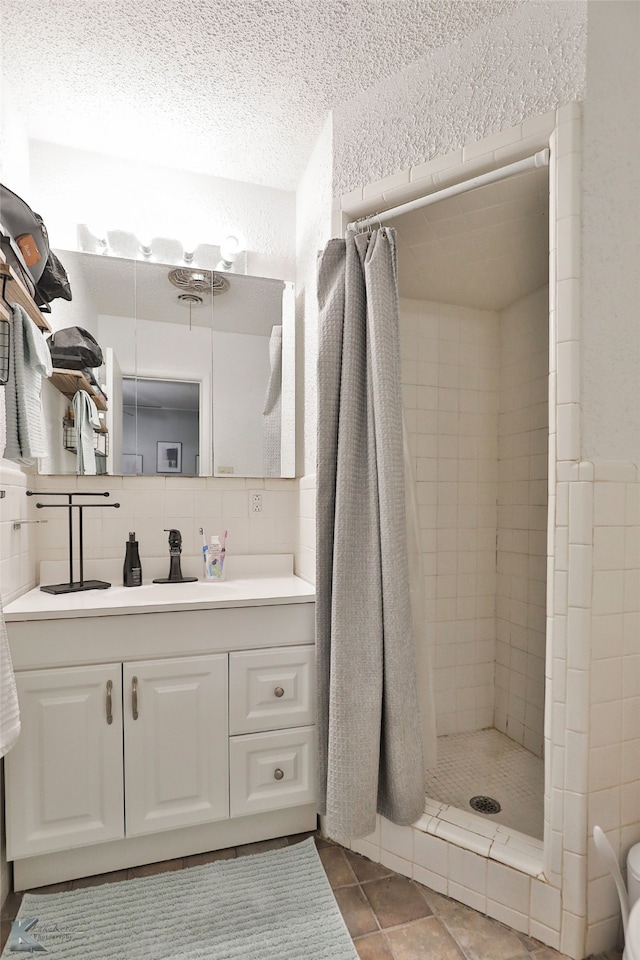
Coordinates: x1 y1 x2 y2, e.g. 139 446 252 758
185 848 236 867
26 881 72 895
313 834 334 849
517 932 546 952
287 830 321 846
362 875 433 929
1 918 11 952
318 845 358 888
529 946 572 959
0 890 23 920
333 884 380 939
127 857 184 879
235 837 289 857
417 885 464 916
440 904 526 960
71 869 128 889
385 915 466 960
345 849 393 883
354 931 394 959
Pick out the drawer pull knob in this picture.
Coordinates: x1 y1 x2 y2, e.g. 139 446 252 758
274 686 284 698
274 768 284 781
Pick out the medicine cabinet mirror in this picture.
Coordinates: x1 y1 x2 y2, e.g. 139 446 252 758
38 250 295 478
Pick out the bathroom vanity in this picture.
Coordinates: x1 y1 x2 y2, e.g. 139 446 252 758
3 557 316 890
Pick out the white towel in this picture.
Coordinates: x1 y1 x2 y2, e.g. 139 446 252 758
0 594 20 758
3 303 53 465
72 388 100 475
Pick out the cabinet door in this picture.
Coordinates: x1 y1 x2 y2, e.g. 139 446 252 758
5 664 124 860
123 655 228 837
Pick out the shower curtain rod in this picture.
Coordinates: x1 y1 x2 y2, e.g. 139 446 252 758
346 148 550 231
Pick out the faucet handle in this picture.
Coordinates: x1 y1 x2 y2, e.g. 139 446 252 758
164 528 182 550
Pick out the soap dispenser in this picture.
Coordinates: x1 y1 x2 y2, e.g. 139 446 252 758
123 532 142 587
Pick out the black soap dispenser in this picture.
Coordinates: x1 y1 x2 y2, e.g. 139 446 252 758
123 532 142 587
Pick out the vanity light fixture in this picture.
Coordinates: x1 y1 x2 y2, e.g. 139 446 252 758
87 223 109 253
217 234 244 271
138 233 153 258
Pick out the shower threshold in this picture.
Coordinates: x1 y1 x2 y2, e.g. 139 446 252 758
417 728 545 879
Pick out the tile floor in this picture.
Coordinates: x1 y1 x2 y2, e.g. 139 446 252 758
425 728 545 840
0 832 623 960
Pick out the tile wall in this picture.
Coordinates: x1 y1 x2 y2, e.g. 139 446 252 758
30 474 298 570
399 298 499 735
399 287 549 746
495 288 549 758
338 107 633 959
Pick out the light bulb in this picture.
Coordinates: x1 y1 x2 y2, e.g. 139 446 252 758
219 234 243 264
87 223 109 249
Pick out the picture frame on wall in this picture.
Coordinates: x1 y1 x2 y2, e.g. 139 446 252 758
156 441 182 474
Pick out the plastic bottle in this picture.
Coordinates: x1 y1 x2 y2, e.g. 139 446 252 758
204 534 225 581
123 532 142 586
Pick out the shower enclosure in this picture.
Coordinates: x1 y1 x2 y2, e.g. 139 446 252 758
391 162 550 840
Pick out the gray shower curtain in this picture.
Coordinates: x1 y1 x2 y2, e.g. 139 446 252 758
316 227 426 842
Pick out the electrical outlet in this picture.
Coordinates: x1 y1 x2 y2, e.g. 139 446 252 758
250 491 263 513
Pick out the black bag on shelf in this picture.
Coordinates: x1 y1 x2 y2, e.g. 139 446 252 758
48 327 103 370
0 183 72 307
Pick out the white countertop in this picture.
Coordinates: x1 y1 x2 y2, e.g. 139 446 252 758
4 555 315 622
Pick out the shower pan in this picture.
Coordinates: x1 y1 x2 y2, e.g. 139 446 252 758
391 161 550 840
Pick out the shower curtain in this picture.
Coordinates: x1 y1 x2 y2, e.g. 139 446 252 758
316 227 427 842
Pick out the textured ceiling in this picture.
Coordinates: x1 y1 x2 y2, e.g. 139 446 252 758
1 0 523 190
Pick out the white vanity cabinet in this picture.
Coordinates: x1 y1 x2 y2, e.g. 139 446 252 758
229 645 316 817
5 663 125 859
4 579 317 890
6 654 229 859
122 655 229 837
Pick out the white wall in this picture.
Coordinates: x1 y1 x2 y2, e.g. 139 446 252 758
294 116 333 582
581 0 640 462
27 141 296 283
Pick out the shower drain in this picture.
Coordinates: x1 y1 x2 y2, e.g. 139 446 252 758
469 795 501 815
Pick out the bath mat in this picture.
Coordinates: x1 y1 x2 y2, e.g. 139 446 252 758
3 838 358 959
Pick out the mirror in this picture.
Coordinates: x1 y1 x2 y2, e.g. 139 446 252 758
39 250 295 477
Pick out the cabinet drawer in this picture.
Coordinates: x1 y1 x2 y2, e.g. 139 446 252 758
229 727 316 817
229 645 315 734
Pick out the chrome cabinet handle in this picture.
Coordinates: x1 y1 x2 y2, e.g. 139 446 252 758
274 686 284 698
132 676 139 720
274 768 284 781
106 679 113 725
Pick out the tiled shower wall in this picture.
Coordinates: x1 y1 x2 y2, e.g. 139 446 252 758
400 298 499 735
495 287 549 758
400 289 548 744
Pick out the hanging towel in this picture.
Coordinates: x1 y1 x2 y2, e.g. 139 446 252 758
72 388 100 475
3 303 53 465
0 593 20 758
262 324 282 476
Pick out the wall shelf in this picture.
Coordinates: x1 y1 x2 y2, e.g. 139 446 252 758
1 254 108 414
50 369 108 411
0 262 52 332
